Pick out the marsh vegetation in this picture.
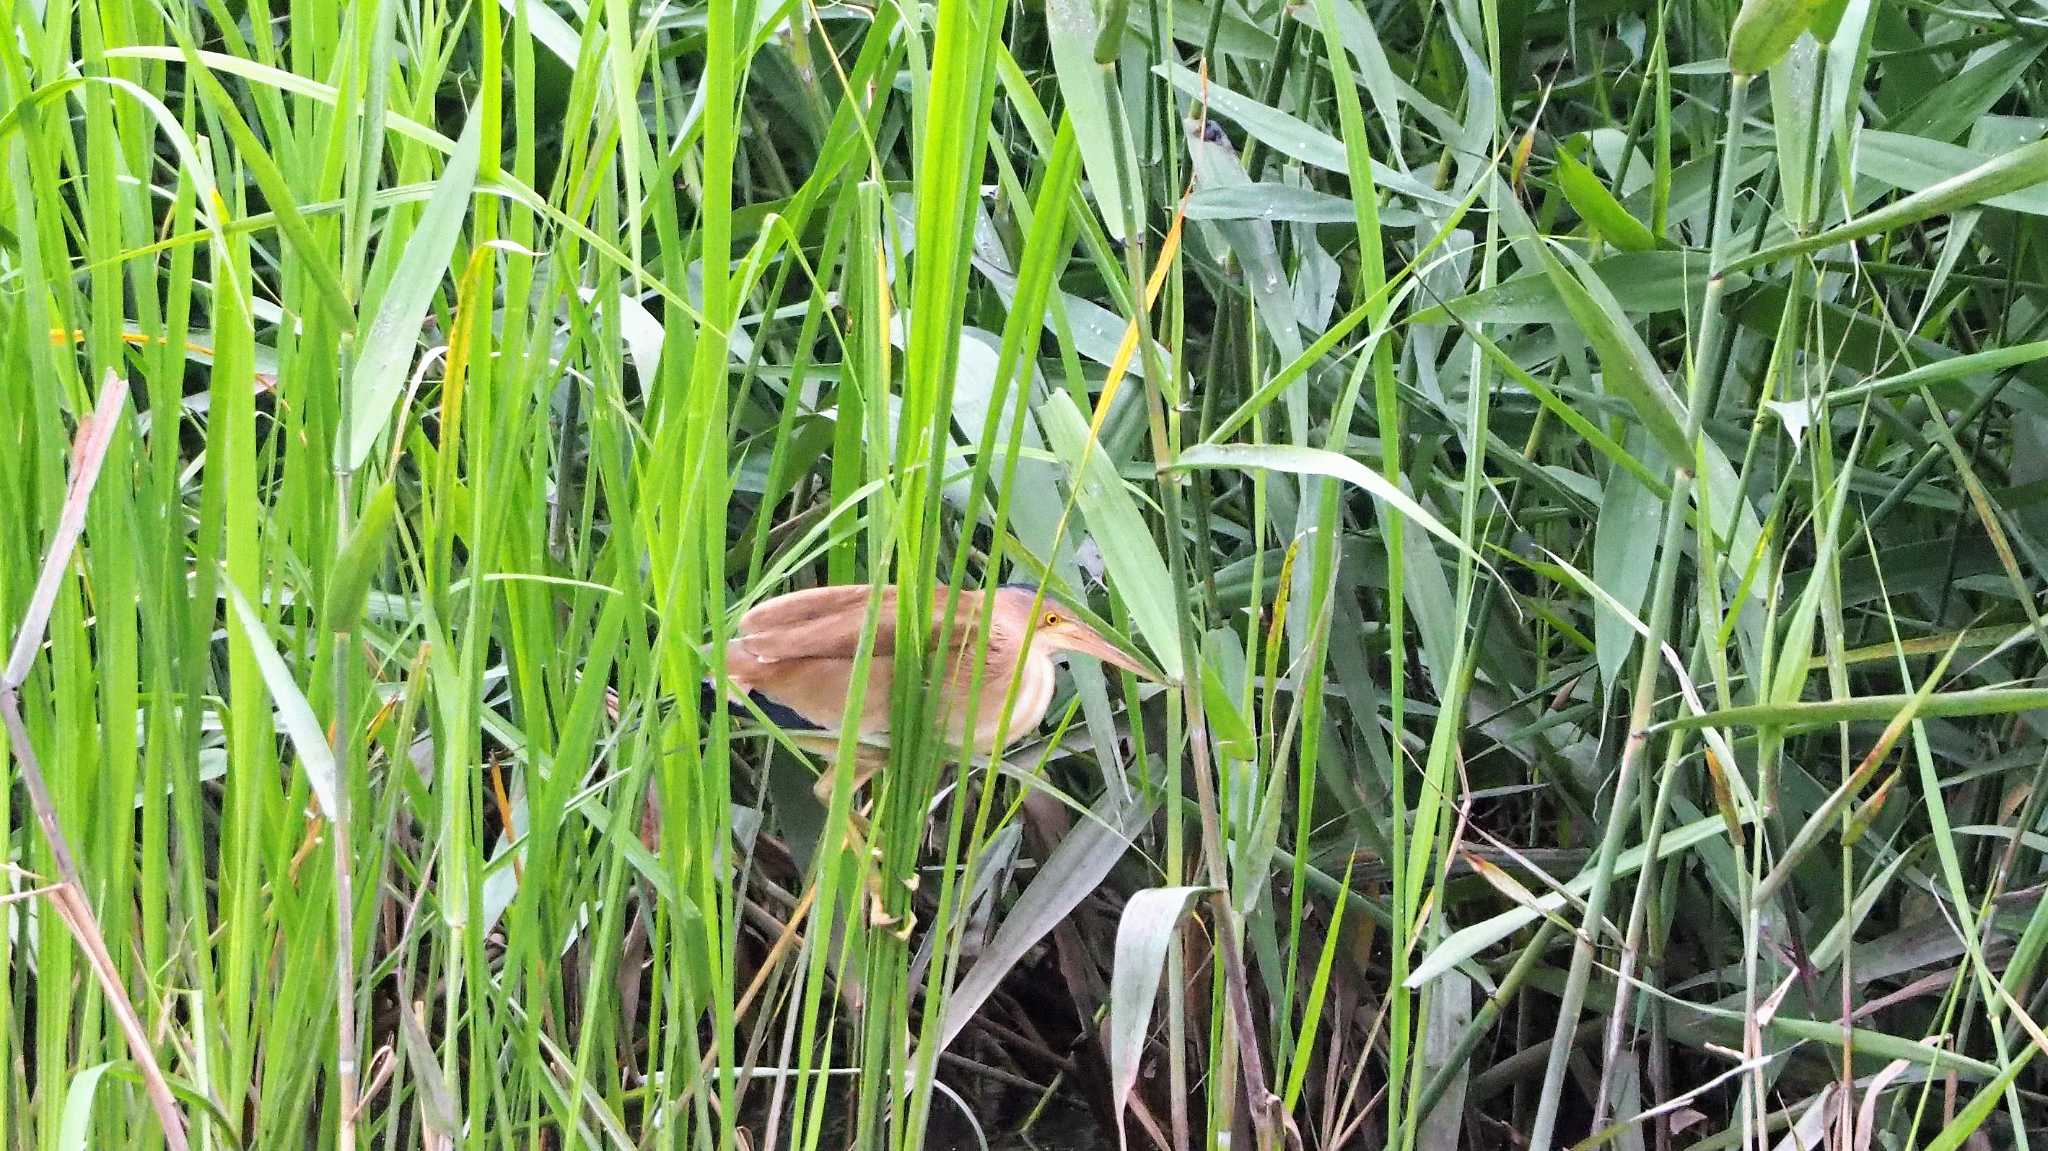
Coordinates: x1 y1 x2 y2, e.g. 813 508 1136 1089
3 0 2048 1146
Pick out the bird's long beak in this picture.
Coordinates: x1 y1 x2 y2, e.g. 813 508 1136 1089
1059 625 1159 681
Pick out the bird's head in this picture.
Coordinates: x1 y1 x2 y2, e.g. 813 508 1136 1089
995 584 1157 679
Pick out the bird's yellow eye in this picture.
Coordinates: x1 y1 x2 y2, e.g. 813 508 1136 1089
1042 611 1062 627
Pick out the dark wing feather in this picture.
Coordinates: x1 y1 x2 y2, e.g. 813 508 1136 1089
698 680 825 732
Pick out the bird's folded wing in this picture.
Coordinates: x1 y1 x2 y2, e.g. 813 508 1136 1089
732 585 889 662
732 584 986 664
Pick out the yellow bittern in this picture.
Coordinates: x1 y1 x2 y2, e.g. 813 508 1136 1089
716 582 1154 931
724 582 1151 767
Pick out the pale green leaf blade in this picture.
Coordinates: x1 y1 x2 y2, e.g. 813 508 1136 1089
1040 392 1185 679
1108 886 1211 1136
339 105 484 470
935 795 1157 1051
1170 442 1488 572
227 586 340 819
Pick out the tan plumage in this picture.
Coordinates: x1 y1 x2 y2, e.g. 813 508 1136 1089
724 583 1148 757
721 582 1150 937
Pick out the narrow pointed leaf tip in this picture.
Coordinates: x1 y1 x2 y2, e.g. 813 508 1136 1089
1169 443 1496 579
323 480 400 635
340 105 484 471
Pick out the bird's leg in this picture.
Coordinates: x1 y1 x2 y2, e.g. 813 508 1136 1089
810 751 884 845
812 749 913 939
864 871 914 940
810 754 883 815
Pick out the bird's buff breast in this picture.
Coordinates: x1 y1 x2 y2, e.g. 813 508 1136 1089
954 651 1056 753
891 645 1057 753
